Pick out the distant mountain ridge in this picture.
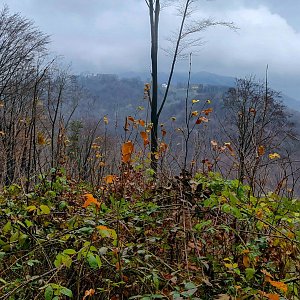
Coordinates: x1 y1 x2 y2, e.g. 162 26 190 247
120 71 235 87
119 71 300 112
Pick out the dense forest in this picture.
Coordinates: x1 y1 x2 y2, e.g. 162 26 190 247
0 4 299 300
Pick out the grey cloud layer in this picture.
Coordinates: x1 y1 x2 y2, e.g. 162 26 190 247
1 0 300 99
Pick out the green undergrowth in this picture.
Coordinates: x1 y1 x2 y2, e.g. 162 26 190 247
0 170 299 300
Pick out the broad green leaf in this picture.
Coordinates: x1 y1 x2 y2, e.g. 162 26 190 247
87 253 102 269
245 268 256 280
61 254 72 268
44 285 54 300
3 221 12 234
40 205 51 215
63 249 76 255
60 287 73 298
54 253 63 268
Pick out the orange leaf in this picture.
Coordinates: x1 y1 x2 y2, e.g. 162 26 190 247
122 141 134 163
122 153 131 163
161 129 166 137
249 107 256 114
127 116 135 122
140 131 149 146
138 119 145 127
115 261 121 271
83 194 100 209
269 280 288 293
105 175 115 184
243 255 250 268
267 294 280 300
97 225 109 230
258 145 265 156
202 108 213 115
83 289 95 299
122 141 134 155
37 132 46 145
160 142 168 152
196 116 209 124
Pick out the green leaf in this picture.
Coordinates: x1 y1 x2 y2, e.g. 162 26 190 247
40 205 51 215
60 287 73 298
59 201 68 210
27 259 40 266
3 221 12 234
54 253 63 268
245 268 256 280
87 253 102 269
44 285 54 300
61 254 72 268
10 231 19 243
63 249 76 255
185 282 197 290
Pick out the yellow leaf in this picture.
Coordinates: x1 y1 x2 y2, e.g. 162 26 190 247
26 205 37 212
224 262 238 269
191 110 199 117
256 209 263 219
103 116 108 124
192 99 200 104
144 83 151 91
269 153 280 159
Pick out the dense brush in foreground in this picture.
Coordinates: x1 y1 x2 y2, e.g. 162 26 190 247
0 169 299 300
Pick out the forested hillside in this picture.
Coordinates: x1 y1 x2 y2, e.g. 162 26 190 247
0 5 299 300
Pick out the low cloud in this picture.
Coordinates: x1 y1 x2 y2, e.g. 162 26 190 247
1 0 300 98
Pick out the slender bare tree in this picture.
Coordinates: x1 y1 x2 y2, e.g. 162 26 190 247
145 0 235 172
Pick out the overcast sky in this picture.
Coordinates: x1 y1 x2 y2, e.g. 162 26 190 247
1 0 300 99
